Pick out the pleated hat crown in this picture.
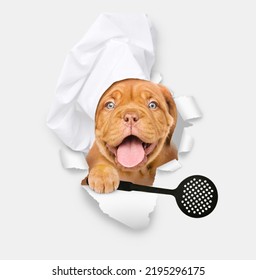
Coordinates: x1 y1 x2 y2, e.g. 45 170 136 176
47 13 155 151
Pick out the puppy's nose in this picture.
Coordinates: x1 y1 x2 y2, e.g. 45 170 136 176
123 112 139 124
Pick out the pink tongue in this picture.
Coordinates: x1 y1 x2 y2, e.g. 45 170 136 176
117 137 145 167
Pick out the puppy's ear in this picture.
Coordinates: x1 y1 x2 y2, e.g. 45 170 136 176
157 84 177 132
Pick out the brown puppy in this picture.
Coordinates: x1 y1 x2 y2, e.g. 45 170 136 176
82 79 177 193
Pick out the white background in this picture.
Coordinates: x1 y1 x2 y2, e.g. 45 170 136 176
0 0 255 259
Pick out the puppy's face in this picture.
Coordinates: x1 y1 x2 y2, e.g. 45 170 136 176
95 79 177 170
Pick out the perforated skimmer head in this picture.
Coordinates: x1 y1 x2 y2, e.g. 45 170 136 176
118 175 218 218
174 175 218 218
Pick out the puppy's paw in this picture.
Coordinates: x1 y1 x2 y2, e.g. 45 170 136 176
88 165 119 194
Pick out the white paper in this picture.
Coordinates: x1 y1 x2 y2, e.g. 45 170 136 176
157 159 182 172
84 186 158 229
178 127 194 153
174 96 202 121
60 146 87 170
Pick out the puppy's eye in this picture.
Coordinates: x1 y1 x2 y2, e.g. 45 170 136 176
105 101 115 110
148 101 158 110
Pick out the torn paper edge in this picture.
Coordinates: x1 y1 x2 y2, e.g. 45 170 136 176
84 187 158 229
157 159 182 172
60 146 87 170
178 127 194 154
174 96 202 122
59 146 158 229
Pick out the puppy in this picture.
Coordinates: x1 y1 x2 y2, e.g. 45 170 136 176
82 79 177 193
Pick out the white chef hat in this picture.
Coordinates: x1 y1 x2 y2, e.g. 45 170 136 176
47 13 156 152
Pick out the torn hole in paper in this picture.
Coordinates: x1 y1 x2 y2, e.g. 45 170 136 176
59 94 202 229
52 14 203 229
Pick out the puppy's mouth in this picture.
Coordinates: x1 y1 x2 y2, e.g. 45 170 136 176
107 135 158 168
